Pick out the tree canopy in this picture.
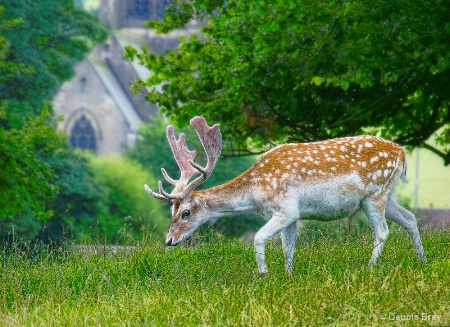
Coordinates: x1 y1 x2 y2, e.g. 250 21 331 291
126 0 450 164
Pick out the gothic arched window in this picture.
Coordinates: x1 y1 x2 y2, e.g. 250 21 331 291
127 0 150 19
70 115 97 151
126 0 172 20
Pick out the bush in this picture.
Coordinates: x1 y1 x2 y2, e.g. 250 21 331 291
0 137 110 245
87 154 169 243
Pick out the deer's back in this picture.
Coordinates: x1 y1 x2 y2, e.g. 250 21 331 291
240 135 405 197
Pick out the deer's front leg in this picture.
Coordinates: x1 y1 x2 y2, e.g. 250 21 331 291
254 213 294 274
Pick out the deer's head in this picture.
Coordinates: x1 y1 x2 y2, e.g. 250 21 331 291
144 116 222 246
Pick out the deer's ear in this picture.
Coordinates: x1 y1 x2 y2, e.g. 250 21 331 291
192 198 200 212
192 198 207 211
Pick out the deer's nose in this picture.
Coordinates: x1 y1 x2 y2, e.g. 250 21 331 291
166 237 173 246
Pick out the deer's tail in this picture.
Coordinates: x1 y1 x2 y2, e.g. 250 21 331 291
400 161 409 184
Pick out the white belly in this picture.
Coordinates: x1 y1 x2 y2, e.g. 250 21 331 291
290 173 364 220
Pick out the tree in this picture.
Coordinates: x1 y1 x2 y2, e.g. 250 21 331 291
126 0 450 165
0 2 108 242
0 107 62 221
0 6 63 223
37 146 108 244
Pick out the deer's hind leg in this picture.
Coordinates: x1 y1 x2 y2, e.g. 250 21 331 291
385 196 426 262
281 221 297 273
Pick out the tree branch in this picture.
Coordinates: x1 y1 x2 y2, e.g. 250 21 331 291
421 143 450 166
327 70 414 129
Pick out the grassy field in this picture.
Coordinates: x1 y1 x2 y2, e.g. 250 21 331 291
0 225 449 326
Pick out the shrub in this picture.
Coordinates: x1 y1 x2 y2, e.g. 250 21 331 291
87 154 169 243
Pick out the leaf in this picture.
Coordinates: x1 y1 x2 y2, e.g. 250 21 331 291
124 45 138 61
312 76 325 86
341 81 349 91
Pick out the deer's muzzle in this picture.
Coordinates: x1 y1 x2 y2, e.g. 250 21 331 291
166 235 183 246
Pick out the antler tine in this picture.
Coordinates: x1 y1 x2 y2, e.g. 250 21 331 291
144 184 172 202
161 168 177 186
157 181 183 200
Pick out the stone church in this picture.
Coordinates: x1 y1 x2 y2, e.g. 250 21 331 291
53 0 198 154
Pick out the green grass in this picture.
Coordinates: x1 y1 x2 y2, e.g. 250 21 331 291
0 226 449 326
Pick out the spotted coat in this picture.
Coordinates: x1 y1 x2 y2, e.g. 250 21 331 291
195 136 406 217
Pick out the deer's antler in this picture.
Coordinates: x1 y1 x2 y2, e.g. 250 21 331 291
144 116 222 201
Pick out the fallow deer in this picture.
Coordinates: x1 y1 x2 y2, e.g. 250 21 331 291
145 116 427 274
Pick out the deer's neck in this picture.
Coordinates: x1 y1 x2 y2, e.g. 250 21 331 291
192 175 256 218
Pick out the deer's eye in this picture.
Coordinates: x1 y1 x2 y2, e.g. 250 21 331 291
181 209 191 219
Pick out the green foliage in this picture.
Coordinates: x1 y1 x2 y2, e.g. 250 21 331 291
40 147 107 244
128 0 450 164
126 113 264 237
0 6 26 87
0 113 108 243
87 154 169 243
0 2 108 243
0 228 449 325
0 107 62 222
0 6 59 228
1 0 108 128
126 114 181 181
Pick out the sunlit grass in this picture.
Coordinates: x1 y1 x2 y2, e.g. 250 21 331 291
0 226 449 326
